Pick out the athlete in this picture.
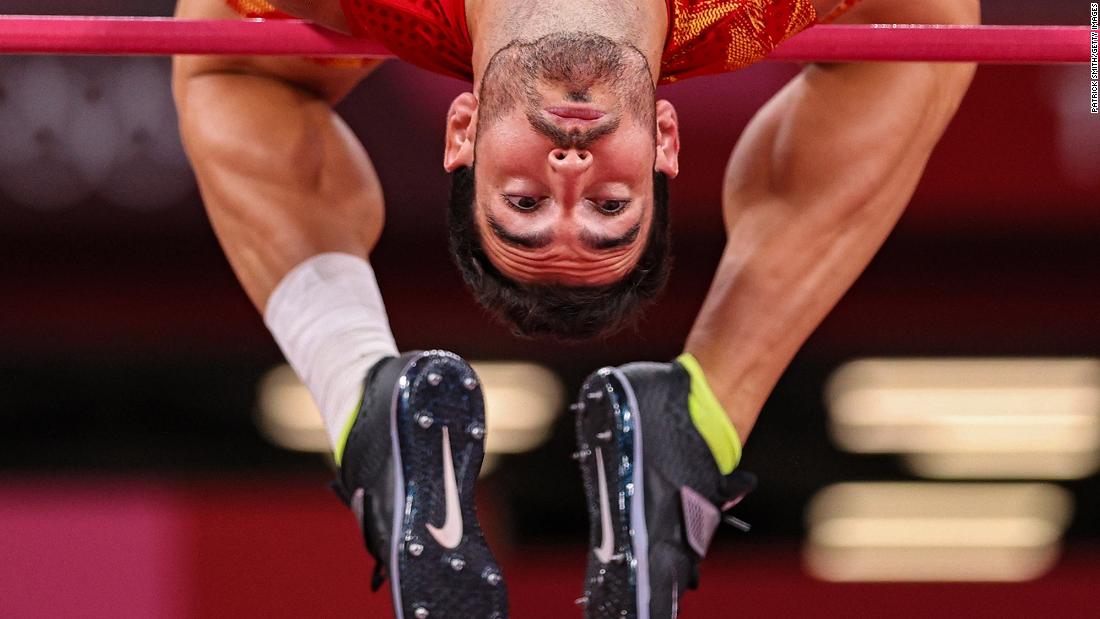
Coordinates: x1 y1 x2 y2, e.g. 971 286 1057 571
172 0 978 617
568 1 979 616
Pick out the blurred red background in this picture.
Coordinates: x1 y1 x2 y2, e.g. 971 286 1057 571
1 1 1098 617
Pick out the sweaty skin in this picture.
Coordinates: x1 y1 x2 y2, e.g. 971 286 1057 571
682 0 981 442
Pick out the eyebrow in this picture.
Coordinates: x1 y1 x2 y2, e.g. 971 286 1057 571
486 214 553 249
580 222 641 250
486 212 641 251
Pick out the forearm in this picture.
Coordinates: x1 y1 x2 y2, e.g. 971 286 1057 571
685 2 979 440
685 140 923 441
174 69 383 311
174 63 398 451
173 0 382 312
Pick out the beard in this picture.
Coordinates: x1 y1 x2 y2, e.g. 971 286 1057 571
477 32 656 142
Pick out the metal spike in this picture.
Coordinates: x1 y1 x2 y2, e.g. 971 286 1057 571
572 448 591 461
427 372 442 386
596 430 612 441
574 596 589 607
483 569 502 586
407 542 424 557
413 607 429 619
469 424 486 440
417 413 434 429
724 515 752 532
586 390 604 401
462 376 478 390
449 557 466 571
570 402 584 413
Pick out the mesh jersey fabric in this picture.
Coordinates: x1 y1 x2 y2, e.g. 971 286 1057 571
225 0 861 83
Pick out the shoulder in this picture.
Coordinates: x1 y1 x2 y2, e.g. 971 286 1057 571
341 0 475 83
659 0 817 84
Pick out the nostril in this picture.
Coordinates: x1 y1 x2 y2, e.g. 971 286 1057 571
555 152 567 161
577 152 588 161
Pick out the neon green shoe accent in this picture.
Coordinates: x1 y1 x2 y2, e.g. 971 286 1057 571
333 390 365 466
676 353 742 474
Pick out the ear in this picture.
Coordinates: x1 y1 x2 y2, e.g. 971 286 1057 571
444 92 478 172
654 99 680 179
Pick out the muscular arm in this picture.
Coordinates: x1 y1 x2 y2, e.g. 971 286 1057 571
172 0 382 310
683 0 980 440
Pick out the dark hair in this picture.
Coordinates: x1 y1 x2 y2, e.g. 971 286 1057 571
447 166 671 341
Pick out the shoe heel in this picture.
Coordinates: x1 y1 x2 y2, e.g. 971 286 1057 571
392 351 508 618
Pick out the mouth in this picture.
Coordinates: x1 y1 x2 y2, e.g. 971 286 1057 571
546 106 605 121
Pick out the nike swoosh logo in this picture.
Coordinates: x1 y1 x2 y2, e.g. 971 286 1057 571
426 427 463 549
593 447 616 564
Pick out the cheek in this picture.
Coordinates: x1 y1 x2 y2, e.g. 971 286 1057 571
602 134 656 175
480 119 543 153
476 134 547 179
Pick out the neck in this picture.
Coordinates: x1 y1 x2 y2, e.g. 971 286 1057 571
466 0 668 89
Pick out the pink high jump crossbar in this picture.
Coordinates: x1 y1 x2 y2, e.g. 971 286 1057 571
0 16 1091 64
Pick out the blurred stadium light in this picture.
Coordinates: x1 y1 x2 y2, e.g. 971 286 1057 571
825 358 1100 479
256 361 564 459
0 55 192 211
805 482 1073 582
256 364 328 453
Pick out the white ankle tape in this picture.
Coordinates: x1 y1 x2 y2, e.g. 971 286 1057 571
264 253 399 452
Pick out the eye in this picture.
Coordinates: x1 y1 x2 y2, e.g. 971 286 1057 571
503 195 544 211
595 199 630 216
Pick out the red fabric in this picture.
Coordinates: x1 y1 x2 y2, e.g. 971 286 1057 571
338 0 472 80
224 0 375 67
660 0 819 83
225 0 861 83
225 0 284 18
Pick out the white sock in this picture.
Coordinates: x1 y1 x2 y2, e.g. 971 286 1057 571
263 253 399 459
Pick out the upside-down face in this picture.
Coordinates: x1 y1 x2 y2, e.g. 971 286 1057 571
445 32 679 287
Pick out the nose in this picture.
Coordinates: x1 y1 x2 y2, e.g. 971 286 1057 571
548 148 592 176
